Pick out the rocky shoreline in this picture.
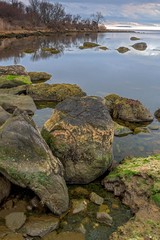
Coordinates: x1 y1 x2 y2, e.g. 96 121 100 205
0 64 160 239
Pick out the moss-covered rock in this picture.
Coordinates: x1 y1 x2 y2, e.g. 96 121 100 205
154 108 160 119
104 93 153 123
42 48 60 54
27 83 86 102
28 72 52 83
42 96 114 184
103 155 160 240
99 46 109 50
114 121 133 136
0 75 31 88
0 106 11 126
116 47 130 53
132 42 147 51
130 36 140 41
0 110 69 215
79 42 100 49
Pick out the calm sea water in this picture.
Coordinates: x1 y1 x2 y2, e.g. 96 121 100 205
0 31 160 161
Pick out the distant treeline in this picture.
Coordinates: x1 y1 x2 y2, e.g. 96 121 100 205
0 0 106 31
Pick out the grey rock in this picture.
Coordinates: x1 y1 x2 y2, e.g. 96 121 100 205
0 106 11 126
5 212 26 231
90 192 104 205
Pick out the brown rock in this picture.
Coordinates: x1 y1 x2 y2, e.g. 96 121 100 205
5 212 26 231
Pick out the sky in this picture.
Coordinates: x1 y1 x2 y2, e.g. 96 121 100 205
23 0 160 30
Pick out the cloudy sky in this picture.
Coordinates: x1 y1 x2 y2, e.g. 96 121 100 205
52 0 160 29
23 0 160 29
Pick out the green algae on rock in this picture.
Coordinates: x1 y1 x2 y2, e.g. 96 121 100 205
42 96 114 184
27 83 86 102
0 110 69 215
79 42 100 49
103 155 160 240
99 46 109 50
130 37 140 41
42 47 60 54
104 93 153 123
132 42 147 51
0 75 32 88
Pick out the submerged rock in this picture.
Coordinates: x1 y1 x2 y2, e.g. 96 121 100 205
79 42 100 49
130 36 140 41
116 47 130 53
28 72 52 83
103 155 160 239
0 110 69 215
90 192 104 205
114 121 133 136
0 94 36 115
104 94 153 123
132 42 147 51
42 96 114 184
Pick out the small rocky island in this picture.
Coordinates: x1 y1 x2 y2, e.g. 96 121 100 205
0 65 159 240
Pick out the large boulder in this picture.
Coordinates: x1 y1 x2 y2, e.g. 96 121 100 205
132 42 147 51
0 106 11 126
0 65 27 75
28 72 51 83
26 83 86 102
104 94 153 123
0 94 36 115
42 96 114 184
0 110 69 215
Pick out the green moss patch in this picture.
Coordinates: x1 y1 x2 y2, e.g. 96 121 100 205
0 74 31 85
79 42 100 49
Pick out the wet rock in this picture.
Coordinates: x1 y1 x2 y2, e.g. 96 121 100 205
23 215 59 237
0 94 36 115
27 83 86 102
0 175 11 205
96 212 113 226
132 42 147 51
28 72 51 83
72 199 88 214
79 42 100 49
0 65 27 75
105 94 153 123
130 37 140 41
116 47 130 53
42 47 60 54
42 96 114 184
148 124 159 130
134 127 150 134
0 75 31 88
70 187 89 198
2 233 25 240
98 204 110 213
0 110 69 215
5 212 26 231
154 109 160 119
114 121 133 136
90 192 104 205
42 231 85 240
99 46 108 50
0 106 11 126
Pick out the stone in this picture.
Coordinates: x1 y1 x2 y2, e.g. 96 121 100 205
132 42 147 51
28 72 51 83
0 225 12 238
0 174 11 205
23 215 59 237
134 127 150 134
98 204 110 213
2 233 24 240
0 106 11 126
5 212 26 231
70 187 89 198
90 192 104 205
27 83 86 102
0 65 27 75
42 231 85 240
130 37 140 41
117 47 130 53
72 199 88 214
79 42 100 49
114 121 133 136
42 96 114 184
96 212 113 226
0 94 36 115
0 75 31 88
0 110 69 215
105 94 153 123
154 109 160 119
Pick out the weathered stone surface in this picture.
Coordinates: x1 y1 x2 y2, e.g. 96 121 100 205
0 65 27 75
132 42 147 51
96 212 113 226
43 231 85 240
28 72 51 83
42 96 114 184
5 212 26 231
114 122 133 136
90 192 104 205
0 174 11 205
23 215 59 237
105 94 153 123
154 109 160 119
27 83 86 102
0 94 36 115
103 155 160 239
0 110 69 215
0 106 11 126
0 225 12 238
0 75 31 88
2 233 25 240
116 47 130 53
71 199 88 214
